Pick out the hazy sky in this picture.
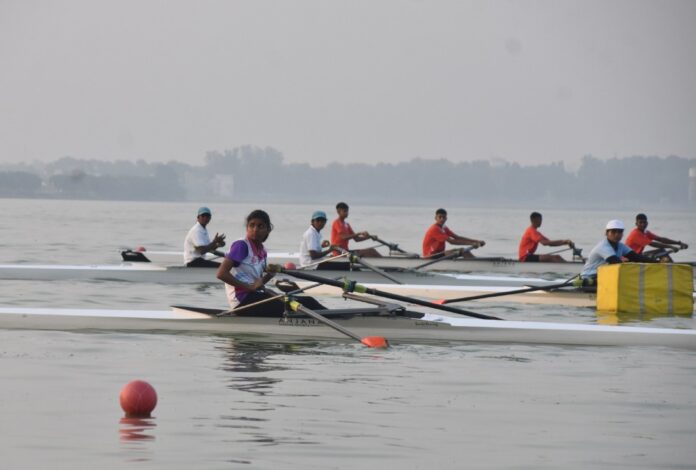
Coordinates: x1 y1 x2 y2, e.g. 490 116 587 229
1 0 694 167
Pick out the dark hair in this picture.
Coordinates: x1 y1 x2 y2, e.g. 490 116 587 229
636 213 647 221
530 212 542 220
435 208 447 216
246 209 273 231
336 202 349 211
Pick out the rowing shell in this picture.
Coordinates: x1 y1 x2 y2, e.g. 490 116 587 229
0 263 566 289
123 249 588 277
0 306 694 350
123 249 696 279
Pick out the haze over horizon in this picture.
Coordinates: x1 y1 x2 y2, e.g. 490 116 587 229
1 0 694 168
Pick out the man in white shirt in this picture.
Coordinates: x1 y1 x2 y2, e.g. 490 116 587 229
183 206 226 267
299 210 334 269
580 219 655 285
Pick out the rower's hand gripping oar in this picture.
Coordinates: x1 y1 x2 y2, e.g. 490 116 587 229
287 300 389 349
433 275 580 305
282 268 502 320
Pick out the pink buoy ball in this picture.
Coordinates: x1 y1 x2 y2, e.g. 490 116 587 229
284 262 297 270
120 380 158 417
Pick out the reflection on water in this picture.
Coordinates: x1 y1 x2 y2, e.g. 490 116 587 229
216 338 319 395
119 416 157 463
119 416 156 442
596 310 693 325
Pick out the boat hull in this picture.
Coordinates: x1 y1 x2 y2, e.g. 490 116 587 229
0 306 694 350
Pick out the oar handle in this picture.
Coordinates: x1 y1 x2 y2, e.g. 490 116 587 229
283 268 502 321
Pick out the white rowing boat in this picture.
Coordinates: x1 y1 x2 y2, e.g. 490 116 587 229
122 248 588 277
0 305 694 350
2 262 693 310
125 249 696 279
0 262 565 289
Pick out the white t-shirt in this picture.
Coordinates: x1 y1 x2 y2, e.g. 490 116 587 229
299 226 323 268
183 222 211 264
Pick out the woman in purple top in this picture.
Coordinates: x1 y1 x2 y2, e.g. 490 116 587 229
216 210 324 316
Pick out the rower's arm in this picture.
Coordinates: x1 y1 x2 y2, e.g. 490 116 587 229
216 258 264 291
196 233 226 255
449 236 485 247
540 238 573 247
624 251 657 263
353 231 371 242
648 240 677 250
309 247 334 260
652 236 687 249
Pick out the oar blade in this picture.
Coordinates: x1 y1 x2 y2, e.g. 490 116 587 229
361 336 390 349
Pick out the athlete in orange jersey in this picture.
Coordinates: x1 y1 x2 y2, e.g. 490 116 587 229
625 213 688 259
422 208 485 258
330 202 381 257
518 212 575 262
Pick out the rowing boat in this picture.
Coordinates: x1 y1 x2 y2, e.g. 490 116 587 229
0 305 694 350
121 249 696 279
122 248 587 277
0 262 565 289
2 262 693 310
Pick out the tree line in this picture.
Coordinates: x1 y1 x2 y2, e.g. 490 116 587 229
1 147 693 208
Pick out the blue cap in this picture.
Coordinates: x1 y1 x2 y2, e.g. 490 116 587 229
197 206 212 216
311 210 327 220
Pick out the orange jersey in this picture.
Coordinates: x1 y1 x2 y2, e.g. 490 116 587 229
331 218 354 254
422 224 455 257
625 228 656 254
518 226 548 261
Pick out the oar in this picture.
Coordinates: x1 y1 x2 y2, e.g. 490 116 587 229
370 236 418 256
433 275 580 305
296 251 350 270
287 300 389 348
216 280 326 317
545 246 572 256
411 247 474 271
335 249 403 284
282 268 502 320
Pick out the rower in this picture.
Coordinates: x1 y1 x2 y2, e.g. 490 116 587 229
579 219 656 287
625 213 688 261
217 210 325 316
518 212 575 263
183 206 226 267
330 202 381 257
422 208 485 259
299 210 335 269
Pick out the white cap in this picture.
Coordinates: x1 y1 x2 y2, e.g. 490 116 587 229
605 219 625 230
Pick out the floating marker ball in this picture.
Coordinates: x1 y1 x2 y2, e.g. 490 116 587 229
120 380 158 417
284 262 297 270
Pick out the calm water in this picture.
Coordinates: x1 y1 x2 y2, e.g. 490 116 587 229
1 199 695 469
